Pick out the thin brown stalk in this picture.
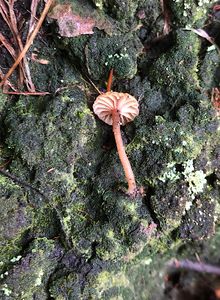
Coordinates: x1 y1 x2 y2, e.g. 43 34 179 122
3 91 50 95
0 69 17 91
0 0 11 28
0 0 23 86
168 259 220 275
27 0 40 40
8 0 35 90
0 32 16 59
160 0 171 35
0 0 54 87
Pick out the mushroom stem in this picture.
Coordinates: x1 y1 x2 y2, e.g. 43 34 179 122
112 109 137 195
107 69 113 92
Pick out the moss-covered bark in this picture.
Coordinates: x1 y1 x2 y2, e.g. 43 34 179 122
0 0 219 299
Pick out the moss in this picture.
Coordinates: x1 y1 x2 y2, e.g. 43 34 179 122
0 92 8 116
94 270 134 299
67 31 143 81
170 0 212 27
0 176 33 272
49 272 82 299
104 0 142 22
149 30 201 105
0 238 63 300
0 1 219 299
200 46 220 89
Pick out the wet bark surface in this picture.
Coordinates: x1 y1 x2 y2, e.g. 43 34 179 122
0 0 219 299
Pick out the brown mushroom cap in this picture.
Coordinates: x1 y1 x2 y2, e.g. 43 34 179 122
93 91 139 126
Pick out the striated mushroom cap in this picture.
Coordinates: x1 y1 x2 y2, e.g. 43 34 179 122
93 91 139 126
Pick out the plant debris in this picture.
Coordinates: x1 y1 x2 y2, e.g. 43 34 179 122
48 2 114 37
0 0 53 94
48 4 95 37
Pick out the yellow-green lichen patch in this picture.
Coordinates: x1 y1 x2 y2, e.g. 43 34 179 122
158 162 180 183
183 160 207 198
95 270 135 299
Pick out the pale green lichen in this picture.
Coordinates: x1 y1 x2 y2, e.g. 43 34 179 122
62 208 72 238
0 271 8 279
158 163 180 183
173 0 212 19
187 170 207 194
105 51 130 66
35 269 44 287
1 284 12 296
94 1 103 9
183 160 207 199
10 255 22 263
95 271 134 299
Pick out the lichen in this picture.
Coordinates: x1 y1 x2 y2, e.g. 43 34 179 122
183 160 207 198
171 0 212 27
0 238 63 300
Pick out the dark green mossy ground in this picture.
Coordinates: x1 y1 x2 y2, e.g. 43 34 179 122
0 0 219 299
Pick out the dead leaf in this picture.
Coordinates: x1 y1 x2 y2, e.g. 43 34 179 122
31 53 50 64
191 28 214 44
48 4 95 37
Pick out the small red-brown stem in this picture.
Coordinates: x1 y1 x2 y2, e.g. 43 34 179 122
107 69 113 92
112 109 137 195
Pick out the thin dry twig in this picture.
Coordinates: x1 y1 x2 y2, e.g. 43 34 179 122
0 32 16 59
0 69 17 91
0 0 24 85
0 0 54 88
160 0 171 35
8 0 35 90
0 159 11 168
3 90 50 95
0 0 11 29
0 168 46 198
167 259 220 275
27 0 40 40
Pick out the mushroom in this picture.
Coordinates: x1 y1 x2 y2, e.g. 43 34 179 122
93 86 139 196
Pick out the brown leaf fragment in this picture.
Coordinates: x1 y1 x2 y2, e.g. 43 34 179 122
31 53 50 65
191 28 214 44
48 4 95 37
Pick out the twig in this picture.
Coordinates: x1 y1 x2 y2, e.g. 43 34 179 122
8 0 34 90
3 90 50 95
0 69 17 91
0 168 46 198
0 0 11 29
0 0 54 87
0 32 16 59
0 0 24 86
167 259 220 275
160 0 171 35
27 0 40 41
81 75 102 95
0 159 11 168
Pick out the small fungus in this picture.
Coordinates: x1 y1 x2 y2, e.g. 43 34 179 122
93 70 139 196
